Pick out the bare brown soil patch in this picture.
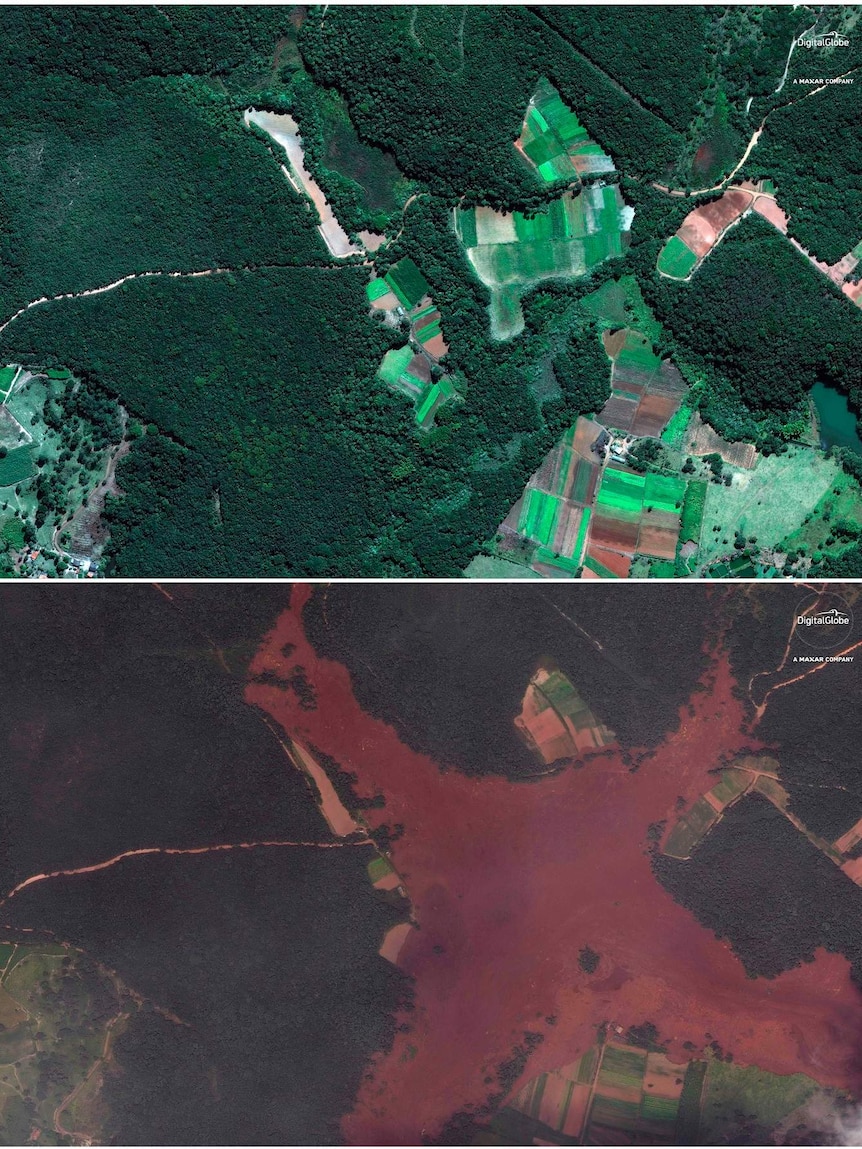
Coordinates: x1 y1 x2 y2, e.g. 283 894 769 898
602 329 627 360
637 524 679 561
753 196 789 233
631 395 678 439
379 923 414 965
599 396 637 433
590 513 639 552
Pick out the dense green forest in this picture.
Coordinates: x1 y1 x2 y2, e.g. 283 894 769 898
749 84 862 264
647 215 862 446
654 793 862 982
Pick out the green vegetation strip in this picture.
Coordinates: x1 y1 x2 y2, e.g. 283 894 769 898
680 479 707 544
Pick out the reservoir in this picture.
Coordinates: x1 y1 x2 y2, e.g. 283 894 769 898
811 381 862 455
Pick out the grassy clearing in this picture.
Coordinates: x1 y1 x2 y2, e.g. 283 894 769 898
464 554 543 579
697 448 840 566
779 469 862 558
699 1060 818 1143
643 473 686 514
661 402 692 448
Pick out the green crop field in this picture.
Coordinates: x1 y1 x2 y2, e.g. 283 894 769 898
366 277 391 303
519 488 561 546
676 1060 707 1143
589 1095 641 1130
378 345 418 389
1 519 24 549
367 856 393 883
614 331 661 377
643 473 686 515
657 234 699 279
385 257 430 309
640 1093 679 1122
596 467 645 517
0 445 34 488
709 769 749 807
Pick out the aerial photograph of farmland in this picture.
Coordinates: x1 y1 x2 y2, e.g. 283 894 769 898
0 580 861 1144
0 5 859 576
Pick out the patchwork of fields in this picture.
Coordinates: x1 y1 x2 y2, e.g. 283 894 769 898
515 666 614 765
502 1030 841 1147
598 329 688 439
369 256 458 430
505 1039 690 1145
516 77 615 184
455 184 633 339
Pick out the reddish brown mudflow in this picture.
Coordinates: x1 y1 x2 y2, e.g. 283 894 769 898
247 587 862 1145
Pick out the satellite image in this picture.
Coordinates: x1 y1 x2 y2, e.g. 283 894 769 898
0 5 859 577
0 581 861 1144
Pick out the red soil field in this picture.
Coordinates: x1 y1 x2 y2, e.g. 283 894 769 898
698 188 752 233
585 544 631 579
753 195 789 233
246 588 862 1145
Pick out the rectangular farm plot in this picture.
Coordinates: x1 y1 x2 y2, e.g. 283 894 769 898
596 466 645 516
597 1045 647 1097
644 473 686 515
590 512 640 553
384 257 430 310
0 445 35 488
519 488 561 546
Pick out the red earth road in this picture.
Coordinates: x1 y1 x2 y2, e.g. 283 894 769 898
246 586 862 1145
